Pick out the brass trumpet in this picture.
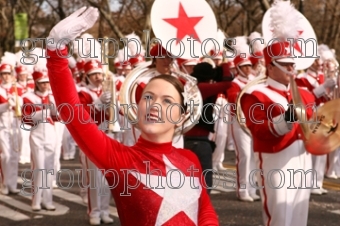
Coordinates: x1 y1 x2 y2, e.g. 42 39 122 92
102 37 121 133
13 79 22 118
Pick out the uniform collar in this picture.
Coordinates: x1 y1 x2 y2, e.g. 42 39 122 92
266 77 290 92
35 90 49 97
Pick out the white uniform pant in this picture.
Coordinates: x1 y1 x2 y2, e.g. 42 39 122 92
226 114 234 150
54 122 65 182
312 154 327 188
62 127 76 159
0 122 20 191
19 125 31 164
254 140 312 226
326 148 340 177
84 154 111 218
212 120 228 168
30 123 56 207
79 150 88 201
231 121 256 197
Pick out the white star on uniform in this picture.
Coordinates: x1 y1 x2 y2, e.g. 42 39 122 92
133 155 202 225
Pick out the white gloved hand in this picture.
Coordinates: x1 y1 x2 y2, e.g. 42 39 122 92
99 91 112 104
46 7 99 51
8 96 16 107
323 78 336 88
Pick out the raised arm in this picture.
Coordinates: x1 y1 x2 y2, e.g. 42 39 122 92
45 7 123 170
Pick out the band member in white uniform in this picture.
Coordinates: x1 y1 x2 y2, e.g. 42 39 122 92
78 59 114 225
15 65 34 164
22 65 57 211
227 52 259 202
0 63 21 195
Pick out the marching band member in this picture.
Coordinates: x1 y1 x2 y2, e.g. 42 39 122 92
133 43 185 148
15 64 34 165
78 58 114 225
22 60 57 211
45 7 219 225
295 51 336 195
0 62 21 195
240 2 315 224
184 61 233 194
227 40 259 202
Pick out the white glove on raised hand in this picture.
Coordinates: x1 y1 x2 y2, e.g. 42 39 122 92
47 7 99 51
99 91 112 104
323 78 336 88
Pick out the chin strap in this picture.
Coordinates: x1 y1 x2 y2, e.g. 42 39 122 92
272 61 295 76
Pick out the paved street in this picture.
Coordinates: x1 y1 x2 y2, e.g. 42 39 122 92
0 149 339 226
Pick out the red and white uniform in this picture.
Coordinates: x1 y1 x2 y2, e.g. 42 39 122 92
78 83 112 220
227 75 257 200
17 81 34 164
295 69 328 193
0 83 22 193
22 90 57 208
46 48 219 225
241 77 315 226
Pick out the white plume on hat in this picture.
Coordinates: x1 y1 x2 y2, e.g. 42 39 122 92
1 52 16 67
269 0 302 41
248 31 265 54
32 48 47 73
125 32 145 57
74 33 102 63
15 50 34 76
234 36 249 57
318 44 335 63
216 29 226 53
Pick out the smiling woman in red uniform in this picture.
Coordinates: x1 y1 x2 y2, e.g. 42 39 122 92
45 7 218 226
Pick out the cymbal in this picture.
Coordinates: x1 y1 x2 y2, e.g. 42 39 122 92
304 99 340 155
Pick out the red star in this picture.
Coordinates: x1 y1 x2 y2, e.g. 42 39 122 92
293 30 304 55
163 3 203 44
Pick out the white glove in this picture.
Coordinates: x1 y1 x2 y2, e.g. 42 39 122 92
31 109 51 123
99 91 112 104
8 96 23 108
46 7 99 51
323 78 336 88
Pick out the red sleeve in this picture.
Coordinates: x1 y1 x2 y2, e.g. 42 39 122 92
295 77 325 106
198 81 231 100
241 93 285 140
47 48 125 171
226 82 241 105
78 91 108 126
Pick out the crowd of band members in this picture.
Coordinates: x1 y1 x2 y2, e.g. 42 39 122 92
1 35 340 226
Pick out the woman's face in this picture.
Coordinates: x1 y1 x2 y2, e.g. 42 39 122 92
36 82 50 93
137 78 184 143
0 72 13 84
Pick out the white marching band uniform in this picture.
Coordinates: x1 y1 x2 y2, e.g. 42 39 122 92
211 94 228 171
228 75 258 201
0 79 21 195
17 78 34 164
22 87 57 210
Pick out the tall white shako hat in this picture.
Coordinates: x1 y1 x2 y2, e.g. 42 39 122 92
248 31 266 66
262 0 317 70
233 36 252 69
31 48 49 83
0 52 16 74
125 32 146 67
76 33 103 76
